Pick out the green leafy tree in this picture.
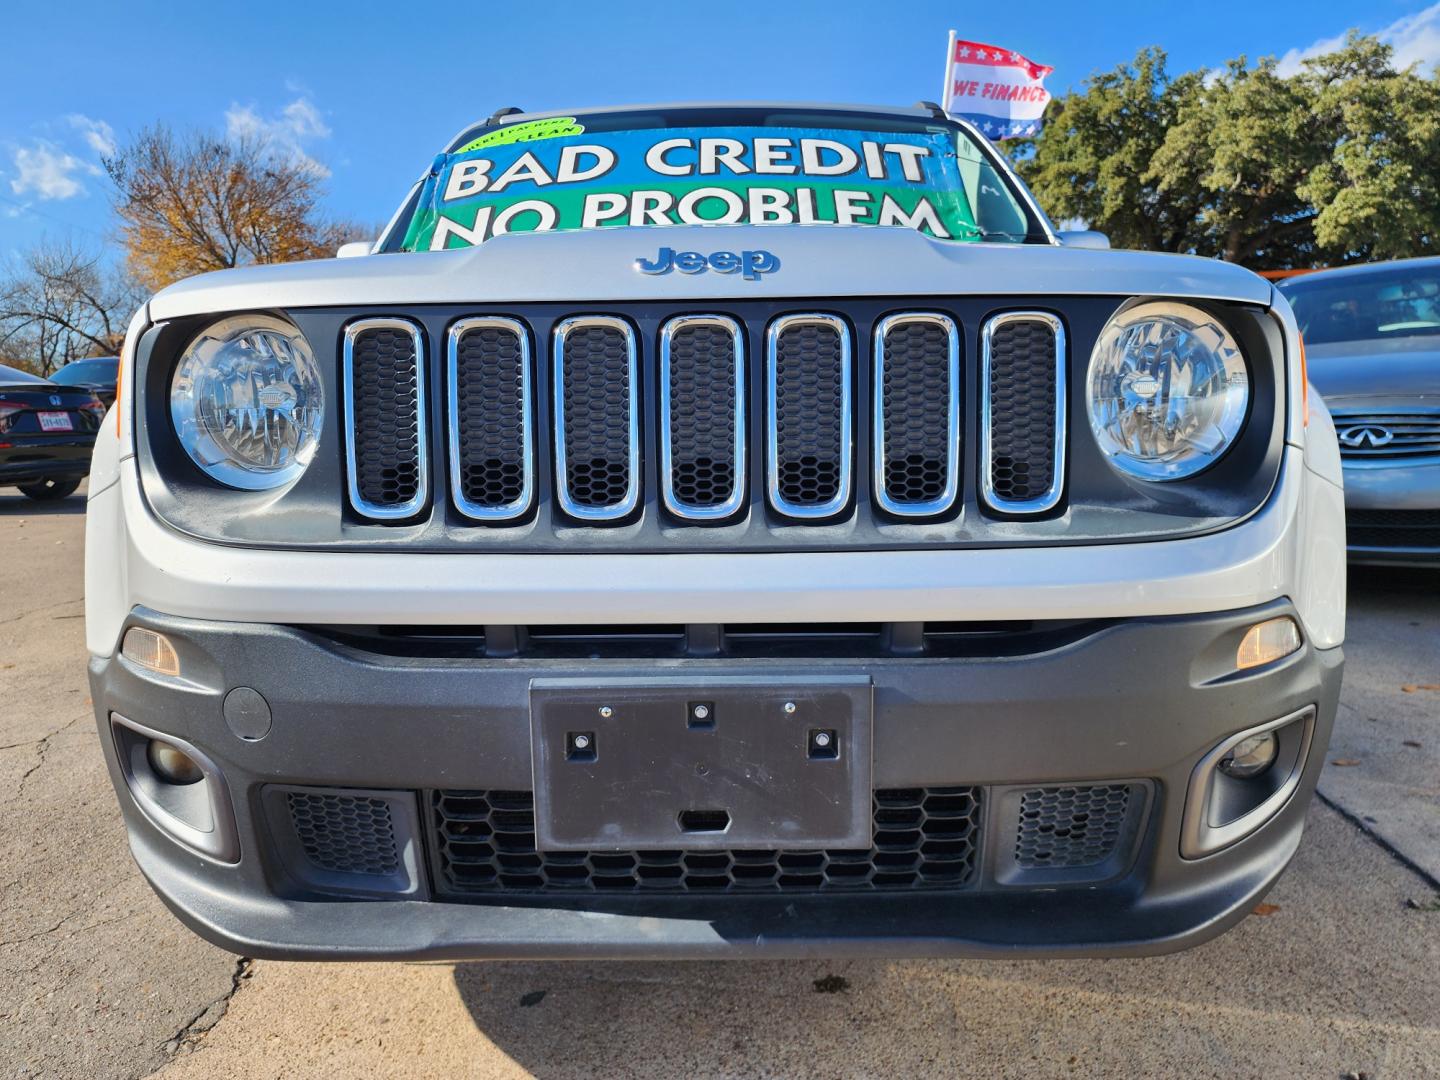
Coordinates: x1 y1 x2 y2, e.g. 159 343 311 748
1017 34 1440 267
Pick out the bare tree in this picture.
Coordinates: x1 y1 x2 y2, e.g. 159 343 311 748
0 241 141 375
104 125 369 292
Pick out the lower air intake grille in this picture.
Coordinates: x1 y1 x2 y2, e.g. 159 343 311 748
450 318 531 519
768 314 851 517
554 317 637 520
1347 508 1440 549
1015 784 1131 869
982 313 1064 514
430 787 981 894
286 791 400 876
344 319 426 518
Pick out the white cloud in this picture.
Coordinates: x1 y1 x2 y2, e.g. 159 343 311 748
8 142 97 200
225 96 331 176
67 114 117 157
1277 2 1440 76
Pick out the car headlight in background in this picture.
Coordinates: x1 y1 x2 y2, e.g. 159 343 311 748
170 314 324 490
1086 301 1249 481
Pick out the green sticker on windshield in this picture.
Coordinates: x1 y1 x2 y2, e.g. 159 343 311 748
458 117 585 152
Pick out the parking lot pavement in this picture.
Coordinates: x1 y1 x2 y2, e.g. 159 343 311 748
1 494 1436 1079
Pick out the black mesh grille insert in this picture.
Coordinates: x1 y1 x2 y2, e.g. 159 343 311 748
880 317 956 510
286 791 400 876
431 787 981 894
452 321 529 515
665 319 741 514
1347 508 1440 549
771 318 848 513
557 321 634 513
985 317 1060 509
348 323 423 513
1015 784 1130 869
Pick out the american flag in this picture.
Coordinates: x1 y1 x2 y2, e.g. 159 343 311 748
941 36 1053 140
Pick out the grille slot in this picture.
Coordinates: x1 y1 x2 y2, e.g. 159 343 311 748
553 316 639 521
431 786 981 894
343 318 428 519
1331 409 1440 459
660 315 746 519
874 313 960 516
1347 508 1440 550
767 313 852 518
1015 784 1131 869
981 312 1065 515
447 317 533 520
286 791 400 876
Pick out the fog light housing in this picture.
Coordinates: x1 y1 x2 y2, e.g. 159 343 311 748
147 739 204 785
122 627 180 677
1236 617 1301 670
1218 731 1278 779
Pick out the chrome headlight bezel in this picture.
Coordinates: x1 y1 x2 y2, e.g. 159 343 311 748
1086 301 1251 482
169 314 325 491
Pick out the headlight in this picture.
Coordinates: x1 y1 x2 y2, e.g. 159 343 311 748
1086 302 1249 481
170 315 324 490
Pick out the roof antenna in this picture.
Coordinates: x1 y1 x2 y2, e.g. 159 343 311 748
485 106 524 125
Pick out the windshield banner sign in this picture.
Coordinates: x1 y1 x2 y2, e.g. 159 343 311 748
400 126 980 250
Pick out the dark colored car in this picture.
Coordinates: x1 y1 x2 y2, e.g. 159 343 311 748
1279 257 1440 565
50 356 120 409
0 363 107 500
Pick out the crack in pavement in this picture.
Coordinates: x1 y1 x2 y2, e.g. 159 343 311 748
0 908 87 949
11 712 88 790
0 595 84 627
1315 787 1440 894
150 956 255 1068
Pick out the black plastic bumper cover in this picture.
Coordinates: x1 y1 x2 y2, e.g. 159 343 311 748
89 601 1343 960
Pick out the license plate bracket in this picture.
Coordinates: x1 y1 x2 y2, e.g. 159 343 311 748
530 676 873 851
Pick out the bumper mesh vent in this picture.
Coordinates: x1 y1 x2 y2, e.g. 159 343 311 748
982 313 1064 514
1015 784 1131 869
430 787 981 894
875 314 959 515
554 317 638 520
768 314 851 517
449 318 531 520
1347 508 1440 550
286 791 400 876
344 319 426 518
661 316 744 519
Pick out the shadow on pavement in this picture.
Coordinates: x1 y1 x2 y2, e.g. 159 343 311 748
0 491 87 516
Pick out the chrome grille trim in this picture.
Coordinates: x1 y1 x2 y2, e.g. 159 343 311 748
660 314 746 521
342 317 428 521
766 312 853 519
873 312 961 517
980 311 1066 515
1329 408 1440 460
552 315 640 521
446 316 534 522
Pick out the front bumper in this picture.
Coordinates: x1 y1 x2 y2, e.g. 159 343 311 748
1343 459 1440 565
90 601 1342 960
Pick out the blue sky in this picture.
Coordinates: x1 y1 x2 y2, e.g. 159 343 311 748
3 0 1438 257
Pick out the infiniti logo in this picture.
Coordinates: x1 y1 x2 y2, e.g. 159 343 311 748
1337 424 1394 449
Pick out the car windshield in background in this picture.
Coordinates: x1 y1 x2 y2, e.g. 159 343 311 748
51 358 118 385
1280 266 1440 345
392 107 1039 252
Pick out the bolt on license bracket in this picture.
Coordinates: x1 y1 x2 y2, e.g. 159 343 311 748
529 675 873 852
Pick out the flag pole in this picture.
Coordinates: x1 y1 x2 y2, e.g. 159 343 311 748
941 29 957 113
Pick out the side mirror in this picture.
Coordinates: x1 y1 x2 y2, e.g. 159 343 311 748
336 240 376 259
1057 230 1111 250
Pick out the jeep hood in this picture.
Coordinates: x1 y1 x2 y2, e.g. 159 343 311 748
147 224 1272 321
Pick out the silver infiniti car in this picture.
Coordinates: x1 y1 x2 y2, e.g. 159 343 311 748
1279 257 1440 566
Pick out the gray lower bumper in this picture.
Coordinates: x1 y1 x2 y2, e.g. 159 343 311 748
89 602 1343 960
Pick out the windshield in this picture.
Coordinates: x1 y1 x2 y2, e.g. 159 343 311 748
51 358 118 384
389 107 1042 252
1280 265 1440 345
